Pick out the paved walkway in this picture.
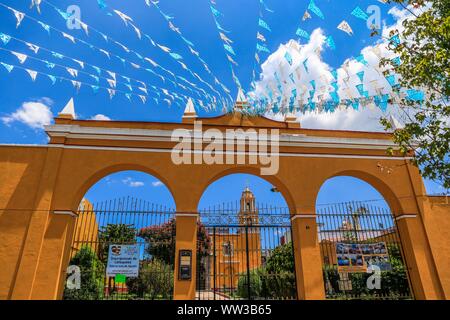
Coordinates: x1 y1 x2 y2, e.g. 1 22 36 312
196 290 231 300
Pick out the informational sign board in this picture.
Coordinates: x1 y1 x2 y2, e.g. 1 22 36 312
336 242 391 273
106 244 139 277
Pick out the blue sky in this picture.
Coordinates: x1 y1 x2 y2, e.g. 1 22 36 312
0 0 445 205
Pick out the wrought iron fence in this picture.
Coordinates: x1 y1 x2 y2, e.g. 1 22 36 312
196 202 297 300
316 201 413 300
64 197 175 300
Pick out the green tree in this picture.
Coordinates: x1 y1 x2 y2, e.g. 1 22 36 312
63 246 105 300
264 242 297 298
237 269 263 299
126 259 174 300
138 219 211 265
98 224 136 262
376 0 450 189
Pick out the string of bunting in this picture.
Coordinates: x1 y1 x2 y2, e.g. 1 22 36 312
4 0 423 115
0 46 195 105
0 2 215 107
249 0 275 92
0 59 156 103
39 0 220 106
208 0 242 97
146 0 232 102
0 32 202 103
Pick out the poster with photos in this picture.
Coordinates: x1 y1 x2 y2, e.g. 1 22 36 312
336 242 391 272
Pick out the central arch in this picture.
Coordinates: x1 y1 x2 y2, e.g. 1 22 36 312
195 172 297 300
194 167 297 216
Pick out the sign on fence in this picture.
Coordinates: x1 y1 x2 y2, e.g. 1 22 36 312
336 242 391 273
106 244 140 277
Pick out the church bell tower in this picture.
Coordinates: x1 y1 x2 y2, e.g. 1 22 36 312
238 187 259 227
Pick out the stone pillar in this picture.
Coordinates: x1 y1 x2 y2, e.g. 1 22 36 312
395 214 445 300
291 214 325 300
173 212 198 300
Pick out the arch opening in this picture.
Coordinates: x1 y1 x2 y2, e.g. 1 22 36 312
315 176 414 300
195 173 297 301
64 170 176 301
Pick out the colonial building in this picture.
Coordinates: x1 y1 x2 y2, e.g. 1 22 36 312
209 187 262 290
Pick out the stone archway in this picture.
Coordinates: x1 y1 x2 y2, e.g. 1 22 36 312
0 108 446 300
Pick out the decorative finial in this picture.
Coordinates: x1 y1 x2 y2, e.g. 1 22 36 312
58 98 76 119
182 98 197 122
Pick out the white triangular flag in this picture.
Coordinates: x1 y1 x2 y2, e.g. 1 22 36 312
337 20 353 36
131 63 140 69
107 88 115 99
26 69 37 81
189 47 199 57
79 22 89 36
73 59 84 69
178 61 188 70
302 10 311 21
62 32 75 43
138 87 148 94
139 95 146 104
71 80 81 91
30 0 42 13
130 23 141 39
144 57 158 67
157 44 171 53
115 41 130 52
99 49 110 59
113 10 133 26
106 71 116 81
11 9 25 28
220 32 233 44
66 67 78 77
25 43 39 54
12 51 27 64
107 78 116 88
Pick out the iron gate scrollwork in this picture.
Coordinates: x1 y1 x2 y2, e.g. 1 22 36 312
196 202 297 300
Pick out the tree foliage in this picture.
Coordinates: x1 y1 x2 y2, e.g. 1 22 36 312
138 219 211 265
237 242 297 299
98 224 136 262
377 0 450 189
126 259 174 300
63 246 105 300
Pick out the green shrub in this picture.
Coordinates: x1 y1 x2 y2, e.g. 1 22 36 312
126 259 174 300
63 246 105 300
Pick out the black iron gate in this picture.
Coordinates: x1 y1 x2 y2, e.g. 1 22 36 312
196 202 297 300
64 197 175 300
317 201 413 300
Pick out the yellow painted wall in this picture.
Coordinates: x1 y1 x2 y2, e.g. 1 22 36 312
422 196 450 298
0 114 448 300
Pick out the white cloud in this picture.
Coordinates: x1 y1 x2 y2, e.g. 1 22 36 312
91 114 111 121
152 181 163 187
251 5 426 132
122 177 145 187
1 101 53 129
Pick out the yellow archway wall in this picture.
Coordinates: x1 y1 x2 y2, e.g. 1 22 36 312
0 113 448 300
